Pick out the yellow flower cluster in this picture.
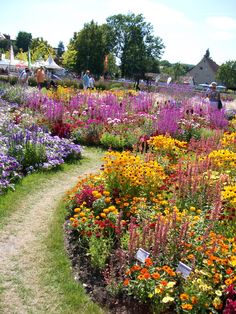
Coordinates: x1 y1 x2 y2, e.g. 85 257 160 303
220 132 236 151
103 151 166 193
148 135 187 152
46 85 76 101
221 184 236 207
208 149 236 168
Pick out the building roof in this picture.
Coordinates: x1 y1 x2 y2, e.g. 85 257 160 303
188 55 219 74
206 57 219 73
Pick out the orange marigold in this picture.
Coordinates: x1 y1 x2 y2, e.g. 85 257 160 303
123 279 130 286
181 303 193 310
180 293 189 301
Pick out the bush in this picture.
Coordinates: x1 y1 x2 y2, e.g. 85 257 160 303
100 133 126 150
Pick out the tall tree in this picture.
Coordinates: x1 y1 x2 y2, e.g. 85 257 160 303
15 31 32 52
57 41 65 57
76 21 107 76
216 60 236 89
106 13 164 79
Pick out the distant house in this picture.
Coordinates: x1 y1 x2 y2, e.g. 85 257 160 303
188 50 219 85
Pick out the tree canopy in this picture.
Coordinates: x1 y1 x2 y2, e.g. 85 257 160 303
74 21 108 76
15 31 32 52
216 60 236 89
106 13 165 79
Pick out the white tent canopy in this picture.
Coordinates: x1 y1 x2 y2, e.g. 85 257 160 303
44 55 62 69
0 32 6 40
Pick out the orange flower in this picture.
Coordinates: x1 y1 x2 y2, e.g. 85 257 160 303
140 268 149 274
143 272 151 279
225 278 233 286
137 274 145 280
145 258 153 266
181 303 193 310
152 272 160 280
180 293 189 301
226 268 233 275
131 265 141 272
160 280 168 286
123 279 130 286
191 296 198 304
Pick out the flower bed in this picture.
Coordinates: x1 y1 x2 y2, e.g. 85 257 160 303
0 95 82 194
22 87 230 149
64 130 236 313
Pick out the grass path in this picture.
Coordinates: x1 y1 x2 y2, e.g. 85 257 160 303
0 147 105 314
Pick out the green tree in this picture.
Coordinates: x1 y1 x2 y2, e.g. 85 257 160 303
216 60 236 89
74 21 107 76
30 37 55 62
0 39 11 52
15 31 32 52
171 63 187 80
57 41 65 57
105 53 119 78
62 38 77 71
106 13 164 80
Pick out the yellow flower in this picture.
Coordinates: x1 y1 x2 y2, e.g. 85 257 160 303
166 281 176 289
215 290 222 297
155 287 162 294
105 197 111 203
162 296 174 303
230 256 236 267
103 191 110 196
212 297 222 310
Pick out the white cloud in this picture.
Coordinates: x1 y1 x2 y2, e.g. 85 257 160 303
210 30 235 41
206 16 236 30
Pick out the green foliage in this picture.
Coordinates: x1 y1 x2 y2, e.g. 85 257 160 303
30 37 55 62
216 60 236 89
88 235 112 269
15 31 32 52
100 133 126 150
1 84 26 103
8 141 47 173
0 39 10 51
106 13 165 79
75 21 107 76
62 39 78 71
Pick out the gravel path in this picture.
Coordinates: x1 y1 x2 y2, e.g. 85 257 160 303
0 148 104 314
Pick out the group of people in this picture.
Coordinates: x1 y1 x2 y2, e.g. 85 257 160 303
82 70 95 90
18 66 58 90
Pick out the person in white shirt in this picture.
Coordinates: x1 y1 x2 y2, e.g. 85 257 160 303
89 75 95 89
19 68 30 87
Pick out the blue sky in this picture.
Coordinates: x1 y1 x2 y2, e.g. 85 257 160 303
1 0 236 65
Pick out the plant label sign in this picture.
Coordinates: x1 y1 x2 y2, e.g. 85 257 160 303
176 261 192 279
135 248 150 263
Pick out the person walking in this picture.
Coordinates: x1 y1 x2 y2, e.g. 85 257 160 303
36 66 46 89
18 67 30 87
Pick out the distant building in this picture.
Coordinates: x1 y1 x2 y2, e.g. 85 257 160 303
188 50 219 85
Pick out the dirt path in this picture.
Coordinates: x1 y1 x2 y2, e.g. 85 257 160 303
0 148 104 314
